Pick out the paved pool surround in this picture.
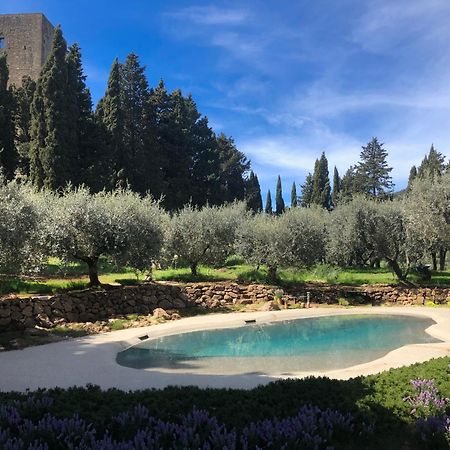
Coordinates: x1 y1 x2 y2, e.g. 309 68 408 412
0 307 449 392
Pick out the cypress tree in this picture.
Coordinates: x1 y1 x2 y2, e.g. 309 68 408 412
291 181 298 208
30 26 77 190
331 166 341 207
311 152 331 209
121 53 163 194
217 133 250 203
150 83 194 209
407 165 417 191
300 173 313 207
96 58 125 188
265 189 272 214
275 175 285 215
12 76 36 177
245 171 262 213
66 43 97 187
357 137 393 197
0 54 15 179
191 115 222 206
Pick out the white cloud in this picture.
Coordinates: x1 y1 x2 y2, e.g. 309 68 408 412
165 5 249 26
352 0 450 53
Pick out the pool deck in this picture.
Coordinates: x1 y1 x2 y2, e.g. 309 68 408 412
0 307 449 392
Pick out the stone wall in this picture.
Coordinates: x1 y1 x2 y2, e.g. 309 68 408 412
0 13 54 86
1 281 449 332
183 282 450 307
0 284 191 331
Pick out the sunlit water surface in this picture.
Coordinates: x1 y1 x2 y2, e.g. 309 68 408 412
116 315 440 375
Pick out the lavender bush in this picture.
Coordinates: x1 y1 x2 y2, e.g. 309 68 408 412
0 396 357 449
404 377 450 449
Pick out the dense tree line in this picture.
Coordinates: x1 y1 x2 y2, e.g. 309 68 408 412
0 26 259 210
2 169 450 284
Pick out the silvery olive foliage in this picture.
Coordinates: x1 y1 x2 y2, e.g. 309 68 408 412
165 202 248 275
0 180 42 273
327 196 375 267
405 174 450 256
237 207 327 280
40 187 166 284
327 196 422 280
278 206 328 266
236 214 282 279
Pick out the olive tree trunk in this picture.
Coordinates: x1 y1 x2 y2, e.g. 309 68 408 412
86 257 100 287
439 247 447 271
431 252 437 271
190 262 198 276
267 265 278 283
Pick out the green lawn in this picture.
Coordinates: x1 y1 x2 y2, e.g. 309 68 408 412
1 258 450 296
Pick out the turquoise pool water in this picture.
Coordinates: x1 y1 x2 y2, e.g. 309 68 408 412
116 315 441 374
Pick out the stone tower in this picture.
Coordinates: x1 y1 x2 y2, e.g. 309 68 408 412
0 13 54 87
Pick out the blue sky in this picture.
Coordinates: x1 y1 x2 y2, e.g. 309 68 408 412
2 0 450 203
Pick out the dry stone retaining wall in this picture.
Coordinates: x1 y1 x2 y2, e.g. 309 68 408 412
0 284 191 331
0 282 449 331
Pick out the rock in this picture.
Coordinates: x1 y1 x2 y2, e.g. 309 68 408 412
172 298 187 308
238 299 254 305
0 317 11 327
158 300 174 310
171 313 181 320
268 301 280 311
36 313 54 329
22 305 33 317
153 308 170 320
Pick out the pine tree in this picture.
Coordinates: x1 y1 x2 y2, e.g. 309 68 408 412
245 171 263 213
418 145 445 180
275 175 285 215
331 166 341 207
407 165 417 191
96 58 125 189
12 76 36 177
300 173 313 207
311 152 331 209
0 54 15 179
265 189 272 214
357 137 393 197
291 181 298 208
30 26 77 189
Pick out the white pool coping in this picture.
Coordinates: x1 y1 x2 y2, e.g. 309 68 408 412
0 306 449 392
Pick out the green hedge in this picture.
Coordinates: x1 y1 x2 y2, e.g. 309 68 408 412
0 357 449 449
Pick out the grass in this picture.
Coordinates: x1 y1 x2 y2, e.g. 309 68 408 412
2 258 450 296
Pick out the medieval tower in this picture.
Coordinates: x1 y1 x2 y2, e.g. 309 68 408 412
0 13 54 86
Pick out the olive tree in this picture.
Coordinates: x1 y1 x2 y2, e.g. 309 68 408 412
165 202 248 276
327 196 377 267
328 196 422 281
0 181 42 273
237 207 328 282
42 187 166 286
405 174 450 271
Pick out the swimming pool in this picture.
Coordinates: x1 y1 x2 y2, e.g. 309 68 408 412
116 314 441 375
